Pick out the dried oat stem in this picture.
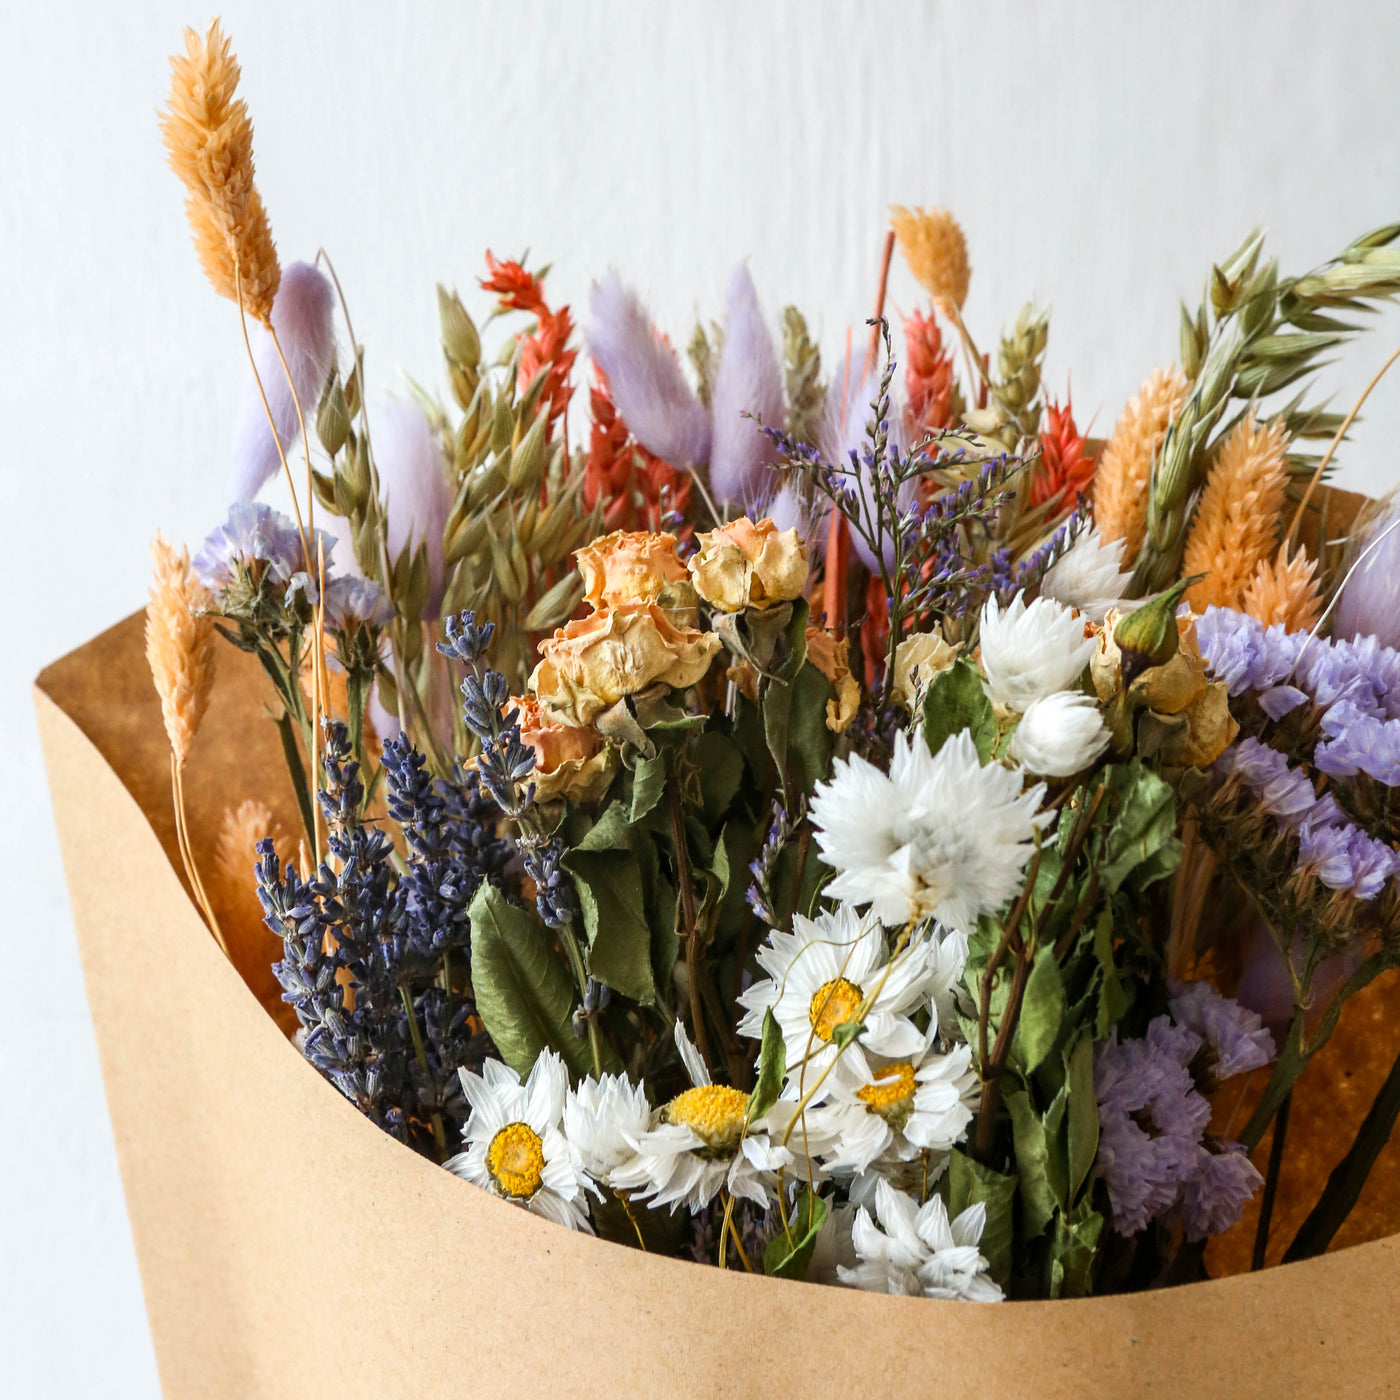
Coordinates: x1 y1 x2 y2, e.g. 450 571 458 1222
172 753 231 958
235 261 312 569
1286 339 1400 545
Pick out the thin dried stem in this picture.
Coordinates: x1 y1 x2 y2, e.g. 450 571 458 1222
172 754 231 958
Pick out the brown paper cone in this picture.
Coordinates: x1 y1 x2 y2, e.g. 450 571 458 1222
36 607 1400 1398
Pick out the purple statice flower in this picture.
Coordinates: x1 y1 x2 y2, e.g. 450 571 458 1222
1196 607 1303 696
228 261 337 501
1094 1026 1209 1236
586 273 712 467
708 263 785 511
1296 806 1400 899
323 576 394 632
1334 505 1400 651
1176 1142 1263 1241
193 500 323 590
1168 979 1276 1083
1215 738 1318 820
1314 700 1400 785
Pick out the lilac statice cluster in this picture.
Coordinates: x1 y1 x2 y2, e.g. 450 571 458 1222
1216 738 1400 899
193 500 310 591
1094 984 1272 1240
437 609 577 931
258 721 504 1155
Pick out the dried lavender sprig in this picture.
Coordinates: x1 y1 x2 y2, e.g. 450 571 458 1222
747 798 805 927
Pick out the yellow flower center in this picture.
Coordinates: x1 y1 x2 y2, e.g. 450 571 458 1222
663 1084 749 1156
486 1121 545 1199
856 1062 918 1126
809 977 865 1042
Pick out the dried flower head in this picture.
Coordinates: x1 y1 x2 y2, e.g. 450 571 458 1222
1241 543 1323 633
1093 367 1188 563
1182 414 1289 613
146 532 217 768
159 19 280 324
890 205 971 312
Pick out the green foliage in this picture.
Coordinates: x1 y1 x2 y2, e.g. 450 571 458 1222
764 1185 829 1280
948 1151 1017 1287
746 1009 786 1122
922 656 996 762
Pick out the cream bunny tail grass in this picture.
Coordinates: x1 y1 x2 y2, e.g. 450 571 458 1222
890 205 971 313
1182 414 1290 613
1092 367 1188 564
1241 543 1323 633
159 18 280 325
146 532 217 768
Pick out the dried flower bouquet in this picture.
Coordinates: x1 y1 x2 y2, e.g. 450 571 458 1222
138 19 1400 1304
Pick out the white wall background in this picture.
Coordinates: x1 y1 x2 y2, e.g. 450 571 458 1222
4 1 1399 1393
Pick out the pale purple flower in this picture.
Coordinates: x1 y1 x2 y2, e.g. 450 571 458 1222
323 576 394 631
1215 738 1317 819
374 401 450 616
1195 607 1303 696
1176 1143 1263 1241
228 262 337 501
708 264 785 511
1296 812 1400 898
764 479 829 560
1168 979 1276 1083
1314 701 1400 785
193 500 322 590
586 274 711 467
1334 505 1400 650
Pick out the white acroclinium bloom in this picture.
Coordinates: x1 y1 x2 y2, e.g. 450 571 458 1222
1009 690 1111 777
838 1178 1003 1302
979 590 1096 712
810 730 1047 932
609 1023 792 1212
806 1031 980 1175
563 1071 652 1191
1040 525 1135 622
737 903 932 1089
447 1051 595 1232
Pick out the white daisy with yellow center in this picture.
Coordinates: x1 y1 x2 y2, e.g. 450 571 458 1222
737 903 932 1090
806 1032 980 1176
447 1051 594 1232
609 1024 793 1213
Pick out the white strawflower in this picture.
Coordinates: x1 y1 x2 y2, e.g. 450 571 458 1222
1009 690 1111 777
609 1023 792 1212
810 730 1047 932
1041 525 1135 621
737 903 932 1089
447 1052 595 1232
979 590 1095 711
838 1178 1003 1302
563 1072 652 1190
806 1033 980 1175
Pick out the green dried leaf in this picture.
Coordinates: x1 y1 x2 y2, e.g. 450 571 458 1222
764 1184 828 1280
746 1008 786 1123
922 656 996 763
947 1151 1017 1287
1014 945 1065 1076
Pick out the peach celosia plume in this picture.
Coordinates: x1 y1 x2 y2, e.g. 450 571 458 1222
1031 396 1094 514
903 308 958 436
1182 414 1290 613
1093 367 1189 563
146 532 217 769
1241 543 1323 633
159 19 280 324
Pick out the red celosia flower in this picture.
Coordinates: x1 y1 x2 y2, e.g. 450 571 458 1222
479 250 548 316
1031 395 1094 514
903 307 957 435
585 373 691 535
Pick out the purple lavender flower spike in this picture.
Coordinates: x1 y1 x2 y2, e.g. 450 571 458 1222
708 263 785 511
228 261 337 501
1176 1144 1263 1241
1334 505 1400 650
586 274 711 467
374 400 450 616
1168 979 1275 1082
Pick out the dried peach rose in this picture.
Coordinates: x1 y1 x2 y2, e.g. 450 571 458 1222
688 516 809 613
805 626 860 733
512 694 618 804
575 529 695 621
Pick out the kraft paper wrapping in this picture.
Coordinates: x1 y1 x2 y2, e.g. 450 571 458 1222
36 590 1400 1398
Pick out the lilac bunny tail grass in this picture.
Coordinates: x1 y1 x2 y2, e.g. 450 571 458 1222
374 399 451 616
1334 502 1400 649
586 273 711 467
708 263 785 511
766 479 829 561
227 261 336 500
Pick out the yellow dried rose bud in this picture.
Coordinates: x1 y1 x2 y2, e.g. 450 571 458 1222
1130 615 1209 716
892 632 960 711
529 602 722 726
805 626 860 733
575 529 696 621
512 694 619 805
1179 681 1238 768
688 516 809 613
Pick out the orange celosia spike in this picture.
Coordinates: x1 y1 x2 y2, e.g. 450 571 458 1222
1032 396 1094 514
903 307 957 435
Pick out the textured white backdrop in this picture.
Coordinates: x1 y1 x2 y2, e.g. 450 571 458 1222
4 1 1399 1393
